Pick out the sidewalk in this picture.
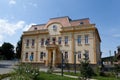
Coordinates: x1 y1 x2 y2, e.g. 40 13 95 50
53 73 96 80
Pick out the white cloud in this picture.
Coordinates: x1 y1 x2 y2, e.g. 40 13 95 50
0 19 25 35
9 0 16 5
23 23 36 31
0 18 35 46
0 19 26 43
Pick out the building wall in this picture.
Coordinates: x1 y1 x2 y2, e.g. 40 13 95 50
21 17 101 66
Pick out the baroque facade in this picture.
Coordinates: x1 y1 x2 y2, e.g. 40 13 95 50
21 16 101 67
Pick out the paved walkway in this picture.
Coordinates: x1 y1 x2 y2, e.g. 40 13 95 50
53 73 97 80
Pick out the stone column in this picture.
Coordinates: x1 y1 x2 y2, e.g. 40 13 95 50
53 50 56 67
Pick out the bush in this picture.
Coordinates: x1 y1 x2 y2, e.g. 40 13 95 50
0 73 14 79
10 63 40 80
100 72 115 77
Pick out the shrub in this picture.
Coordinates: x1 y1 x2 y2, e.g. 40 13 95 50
10 63 40 80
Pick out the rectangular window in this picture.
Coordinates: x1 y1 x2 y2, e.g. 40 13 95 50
30 53 34 61
78 51 81 59
41 38 44 46
40 52 44 60
52 37 56 44
58 37 62 44
77 35 81 44
65 52 68 59
32 39 35 46
45 38 50 45
85 35 88 44
25 52 28 61
65 36 68 45
26 39 29 47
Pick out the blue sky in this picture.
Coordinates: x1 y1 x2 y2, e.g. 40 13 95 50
0 0 120 57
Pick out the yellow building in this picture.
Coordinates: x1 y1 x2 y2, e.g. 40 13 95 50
21 16 101 67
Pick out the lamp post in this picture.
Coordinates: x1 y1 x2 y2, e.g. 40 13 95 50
74 52 77 74
61 50 64 76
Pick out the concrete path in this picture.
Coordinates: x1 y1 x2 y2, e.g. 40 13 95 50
53 73 97 80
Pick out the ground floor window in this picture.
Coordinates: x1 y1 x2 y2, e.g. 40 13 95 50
78 51 81 60
30 52 34 61
40 52 44 60
25 52 28 61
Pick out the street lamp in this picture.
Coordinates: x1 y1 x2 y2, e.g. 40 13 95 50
74 52 77 74
61 50 64 76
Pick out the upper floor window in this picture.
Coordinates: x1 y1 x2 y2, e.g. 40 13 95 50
45 38 50 45
53 25 57 31
52 37 56 44
80 22 84 25
26 39 29 47
58 37 62 45
34 27 37 30
65 36 68 45
77 35 81 44
65 52 68 59
32 39 35 46
85 35 89 44
30 52 34 61
78 51 81 59
41 38 44 46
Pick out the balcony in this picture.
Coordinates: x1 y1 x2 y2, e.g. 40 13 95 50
46 44 59 50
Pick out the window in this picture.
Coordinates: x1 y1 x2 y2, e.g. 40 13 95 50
53 25 57 31
58 37 62 44
77 35 81 44
25 52 28 61
40 52 44 60
65 36 68 45
85 35 89 44
65 52 68 59
80 22 84 25
45 38 50 45
30 52 34 61
52 37 56 44
41 38 44 46
32 39 35 46
84 50 89 59
34 27 37 30
78 51 81 59
26 39 29 47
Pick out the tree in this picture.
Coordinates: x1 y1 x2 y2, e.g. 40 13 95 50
79 53 95 80
16 36 22 59
1 42 15 60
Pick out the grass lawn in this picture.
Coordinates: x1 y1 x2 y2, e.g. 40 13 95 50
37 72 78 80
62 72 120 80
95 76 120 80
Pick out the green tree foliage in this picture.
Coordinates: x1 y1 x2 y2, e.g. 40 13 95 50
79 53 95 80
1 42 15 60
16 36 22 59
